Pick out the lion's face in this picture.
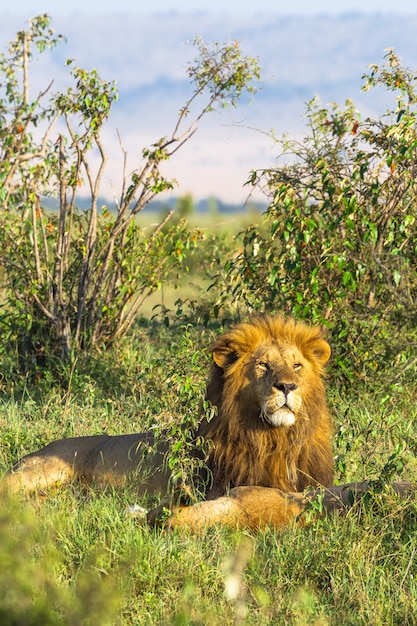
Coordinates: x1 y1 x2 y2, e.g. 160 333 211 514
209 314 331 431
250 342 306 427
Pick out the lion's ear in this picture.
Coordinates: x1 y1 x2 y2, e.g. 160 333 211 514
212 340 238 370
311 339 331 365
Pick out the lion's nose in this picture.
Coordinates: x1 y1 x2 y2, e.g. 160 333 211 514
274 382 297 396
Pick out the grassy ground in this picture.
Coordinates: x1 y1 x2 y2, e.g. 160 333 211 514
0 322 417 625
136 208 261 318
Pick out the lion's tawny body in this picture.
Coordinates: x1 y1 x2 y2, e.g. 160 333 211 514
3 314 336 530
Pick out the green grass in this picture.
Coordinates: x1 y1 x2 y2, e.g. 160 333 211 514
136 210 259 318
1 322 417 625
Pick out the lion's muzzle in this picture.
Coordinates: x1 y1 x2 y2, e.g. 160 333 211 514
260 383 302 427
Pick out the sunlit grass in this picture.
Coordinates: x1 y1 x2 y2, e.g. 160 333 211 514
1 321 417 624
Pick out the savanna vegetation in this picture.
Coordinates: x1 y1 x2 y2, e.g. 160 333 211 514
0 16 416 625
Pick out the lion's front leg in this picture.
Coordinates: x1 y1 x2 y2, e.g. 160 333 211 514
148 482 417 532
148 486 306 531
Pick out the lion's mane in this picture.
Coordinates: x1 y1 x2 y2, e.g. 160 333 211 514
197 315 334 496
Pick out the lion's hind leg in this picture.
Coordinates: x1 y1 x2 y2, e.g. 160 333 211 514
4 451 75 494
2 435 110 494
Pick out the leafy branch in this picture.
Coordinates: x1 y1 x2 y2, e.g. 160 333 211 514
0 15 261 366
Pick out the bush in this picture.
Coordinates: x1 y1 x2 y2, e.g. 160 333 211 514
0 15 260 369
213 49 417 385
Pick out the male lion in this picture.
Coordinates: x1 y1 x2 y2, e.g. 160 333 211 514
3 314 337 529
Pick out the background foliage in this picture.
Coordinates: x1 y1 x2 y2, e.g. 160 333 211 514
210 49 417 386
0 15 259 367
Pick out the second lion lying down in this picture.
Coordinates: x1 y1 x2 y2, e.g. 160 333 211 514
3 314 335 530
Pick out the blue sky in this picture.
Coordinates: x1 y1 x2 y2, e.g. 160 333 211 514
5 0 417 15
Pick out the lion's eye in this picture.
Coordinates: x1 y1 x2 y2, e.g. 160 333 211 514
293 363 302 372
257 361 270 371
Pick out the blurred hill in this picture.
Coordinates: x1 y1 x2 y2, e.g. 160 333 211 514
1 12 417 206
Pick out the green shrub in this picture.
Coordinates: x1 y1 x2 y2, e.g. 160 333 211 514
0 15 260 368
211 49 417 385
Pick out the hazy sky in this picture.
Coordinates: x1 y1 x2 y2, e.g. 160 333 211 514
5 0 417 15
3 1 417 202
